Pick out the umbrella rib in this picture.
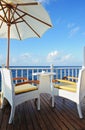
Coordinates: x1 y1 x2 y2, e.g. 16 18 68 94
14 21 22 40
9 4 27 24
11 13 26 24
16 8 52 28
12 21 23 24
0 5 6 11
17 2 39 6
0 21 3 28
10 6 17 22
12 8 41 37
0 2 8 22
1 1 52 27
10 9 22 40
28 13 52 27
1 1 38 7
1 0 7 4
0 7 7 28
8 5 23 24
0 15 7 23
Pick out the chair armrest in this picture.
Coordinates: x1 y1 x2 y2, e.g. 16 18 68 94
15 80 40 86
63 76 78 80
52 79 58 83
52 79 76 85
13 77 28 81
26 80 40 84
13 77 40 86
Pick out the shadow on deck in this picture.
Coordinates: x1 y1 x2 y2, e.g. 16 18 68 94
0 93 85 130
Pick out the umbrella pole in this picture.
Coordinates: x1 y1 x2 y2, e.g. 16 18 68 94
7 9 10 68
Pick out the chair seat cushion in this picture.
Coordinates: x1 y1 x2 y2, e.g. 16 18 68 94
15 83 38 95
54 83 76 92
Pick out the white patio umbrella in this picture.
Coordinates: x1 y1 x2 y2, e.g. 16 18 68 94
0 0 52 68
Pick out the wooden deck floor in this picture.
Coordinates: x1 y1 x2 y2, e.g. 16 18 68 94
0 94 85 130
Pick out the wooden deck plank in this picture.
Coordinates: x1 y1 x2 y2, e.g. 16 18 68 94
27 101 41 130
55 96 85 130
24 101 34 130
42 94 73 130
33 98 55 130
31 100 48 130
0 108 3 127
40 96 62 130
57 100 81 130
43 94 85 130
12 106 21 130
41 94 68 130
64 98 85 128
19 104 28 130
0 94 85 130
0 106 10 130
43 94 76 130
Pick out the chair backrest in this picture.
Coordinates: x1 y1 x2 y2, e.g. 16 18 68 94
39 74 52 94
77 68 85 101
1 68 14 106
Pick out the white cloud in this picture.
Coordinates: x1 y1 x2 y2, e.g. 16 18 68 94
10 53 31 66
56 17 65 25
11 53 43 66
67 22 80 38
61 54 72 62
47 50 59 62
8 50 81 66
67 23 75 29
46 51 74 65
69 26 80 37
20 53 31 59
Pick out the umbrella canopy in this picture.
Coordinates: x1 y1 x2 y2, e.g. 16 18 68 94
0 0 52 68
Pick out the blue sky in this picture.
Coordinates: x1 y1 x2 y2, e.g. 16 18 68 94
0 0 85 66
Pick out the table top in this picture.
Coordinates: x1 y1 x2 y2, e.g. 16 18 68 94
33 71 56 76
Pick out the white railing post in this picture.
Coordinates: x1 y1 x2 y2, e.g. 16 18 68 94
32 69 34 80
21 69 23 82
27 69 28 80
50 64 53 73
60 69 62 79
15 69 17 84
50 64 54 92
64 69 66 77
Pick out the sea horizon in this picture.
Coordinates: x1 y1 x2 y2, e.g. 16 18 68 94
0 65 82 68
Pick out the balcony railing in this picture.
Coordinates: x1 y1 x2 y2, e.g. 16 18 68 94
0 66 81 90
11 66 81 83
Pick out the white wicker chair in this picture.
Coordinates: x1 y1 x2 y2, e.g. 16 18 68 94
1 68 40 124
53 67 85 118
